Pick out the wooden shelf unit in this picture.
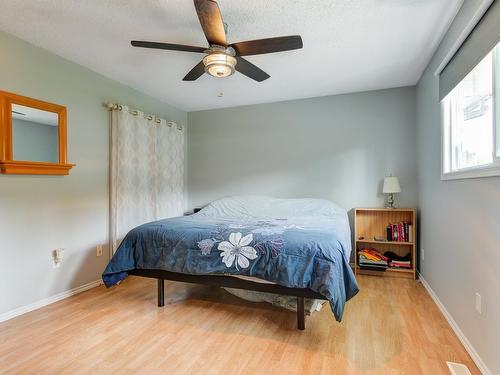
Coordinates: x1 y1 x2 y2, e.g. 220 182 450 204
354 208 417 280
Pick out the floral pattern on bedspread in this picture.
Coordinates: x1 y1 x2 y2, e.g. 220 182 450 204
196 219 288 263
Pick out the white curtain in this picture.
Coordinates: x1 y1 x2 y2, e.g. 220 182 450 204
110 106 185 253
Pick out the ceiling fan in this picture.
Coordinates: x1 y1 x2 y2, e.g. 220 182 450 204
131 0 303 82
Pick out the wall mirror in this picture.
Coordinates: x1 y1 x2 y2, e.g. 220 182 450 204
0 91 75 175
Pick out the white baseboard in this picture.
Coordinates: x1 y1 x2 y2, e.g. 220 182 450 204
0 279 103 323
419 273 491 375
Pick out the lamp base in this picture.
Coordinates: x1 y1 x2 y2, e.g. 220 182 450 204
385 193 396 209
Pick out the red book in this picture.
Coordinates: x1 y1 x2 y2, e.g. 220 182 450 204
390 262 412 268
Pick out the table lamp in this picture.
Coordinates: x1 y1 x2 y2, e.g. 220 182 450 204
383 176 401 208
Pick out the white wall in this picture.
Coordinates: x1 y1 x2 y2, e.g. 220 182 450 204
0 30 187 316
416 1 500 373
188 87 417 213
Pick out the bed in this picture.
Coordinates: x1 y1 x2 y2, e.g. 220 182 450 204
102 196 359 330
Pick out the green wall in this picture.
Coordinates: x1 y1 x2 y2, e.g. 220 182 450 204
188 87 417 212
0 30 187 316
12 118 59 162
416 1 499 373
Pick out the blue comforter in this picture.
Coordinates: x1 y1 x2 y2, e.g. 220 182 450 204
102 214 359 321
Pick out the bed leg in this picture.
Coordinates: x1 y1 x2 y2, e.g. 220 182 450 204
297 296 305 330
157 279 165 307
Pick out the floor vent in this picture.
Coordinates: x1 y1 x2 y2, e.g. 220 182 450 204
447 362 472 375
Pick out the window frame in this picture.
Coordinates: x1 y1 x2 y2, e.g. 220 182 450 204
441 45 500 181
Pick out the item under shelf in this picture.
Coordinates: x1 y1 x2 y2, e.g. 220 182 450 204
386 267 413 273
356 266 414 277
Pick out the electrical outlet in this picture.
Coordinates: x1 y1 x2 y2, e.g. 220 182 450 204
475 292 482 314
96 245 103 257
52 248 64 268
421 248 425 261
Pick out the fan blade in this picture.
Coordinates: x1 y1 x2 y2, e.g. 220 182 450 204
183 61 206 81
194 0 227 46
231 35 303 56
131 41 206 53
235 57 270 82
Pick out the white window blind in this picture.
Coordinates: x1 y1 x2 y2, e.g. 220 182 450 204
439 1 500 101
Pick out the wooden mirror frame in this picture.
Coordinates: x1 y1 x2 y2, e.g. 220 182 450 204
0 91 75 175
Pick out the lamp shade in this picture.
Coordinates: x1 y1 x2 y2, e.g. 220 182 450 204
383 176 401 194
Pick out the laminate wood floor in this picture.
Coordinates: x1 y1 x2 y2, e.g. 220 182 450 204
0 275 479 374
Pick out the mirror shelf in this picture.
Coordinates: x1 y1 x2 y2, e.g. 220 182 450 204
0 91 75 175
0 160 74 175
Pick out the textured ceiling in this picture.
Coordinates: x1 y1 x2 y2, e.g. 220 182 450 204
0 0 462 111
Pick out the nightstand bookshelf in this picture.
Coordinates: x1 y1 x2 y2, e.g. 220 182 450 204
354 208 417 280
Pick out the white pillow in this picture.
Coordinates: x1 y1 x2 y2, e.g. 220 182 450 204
196 195 345 219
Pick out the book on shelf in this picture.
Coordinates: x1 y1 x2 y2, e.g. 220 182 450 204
388 261 412 269
386 222 413 242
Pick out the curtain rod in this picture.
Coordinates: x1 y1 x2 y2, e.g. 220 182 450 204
105 102 182 131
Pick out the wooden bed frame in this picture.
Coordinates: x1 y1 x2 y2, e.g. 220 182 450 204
129 269 327 330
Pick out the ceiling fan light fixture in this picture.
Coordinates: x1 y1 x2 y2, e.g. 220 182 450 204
203 52 237 78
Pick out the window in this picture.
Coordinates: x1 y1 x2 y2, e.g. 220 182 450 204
441 41 500 179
